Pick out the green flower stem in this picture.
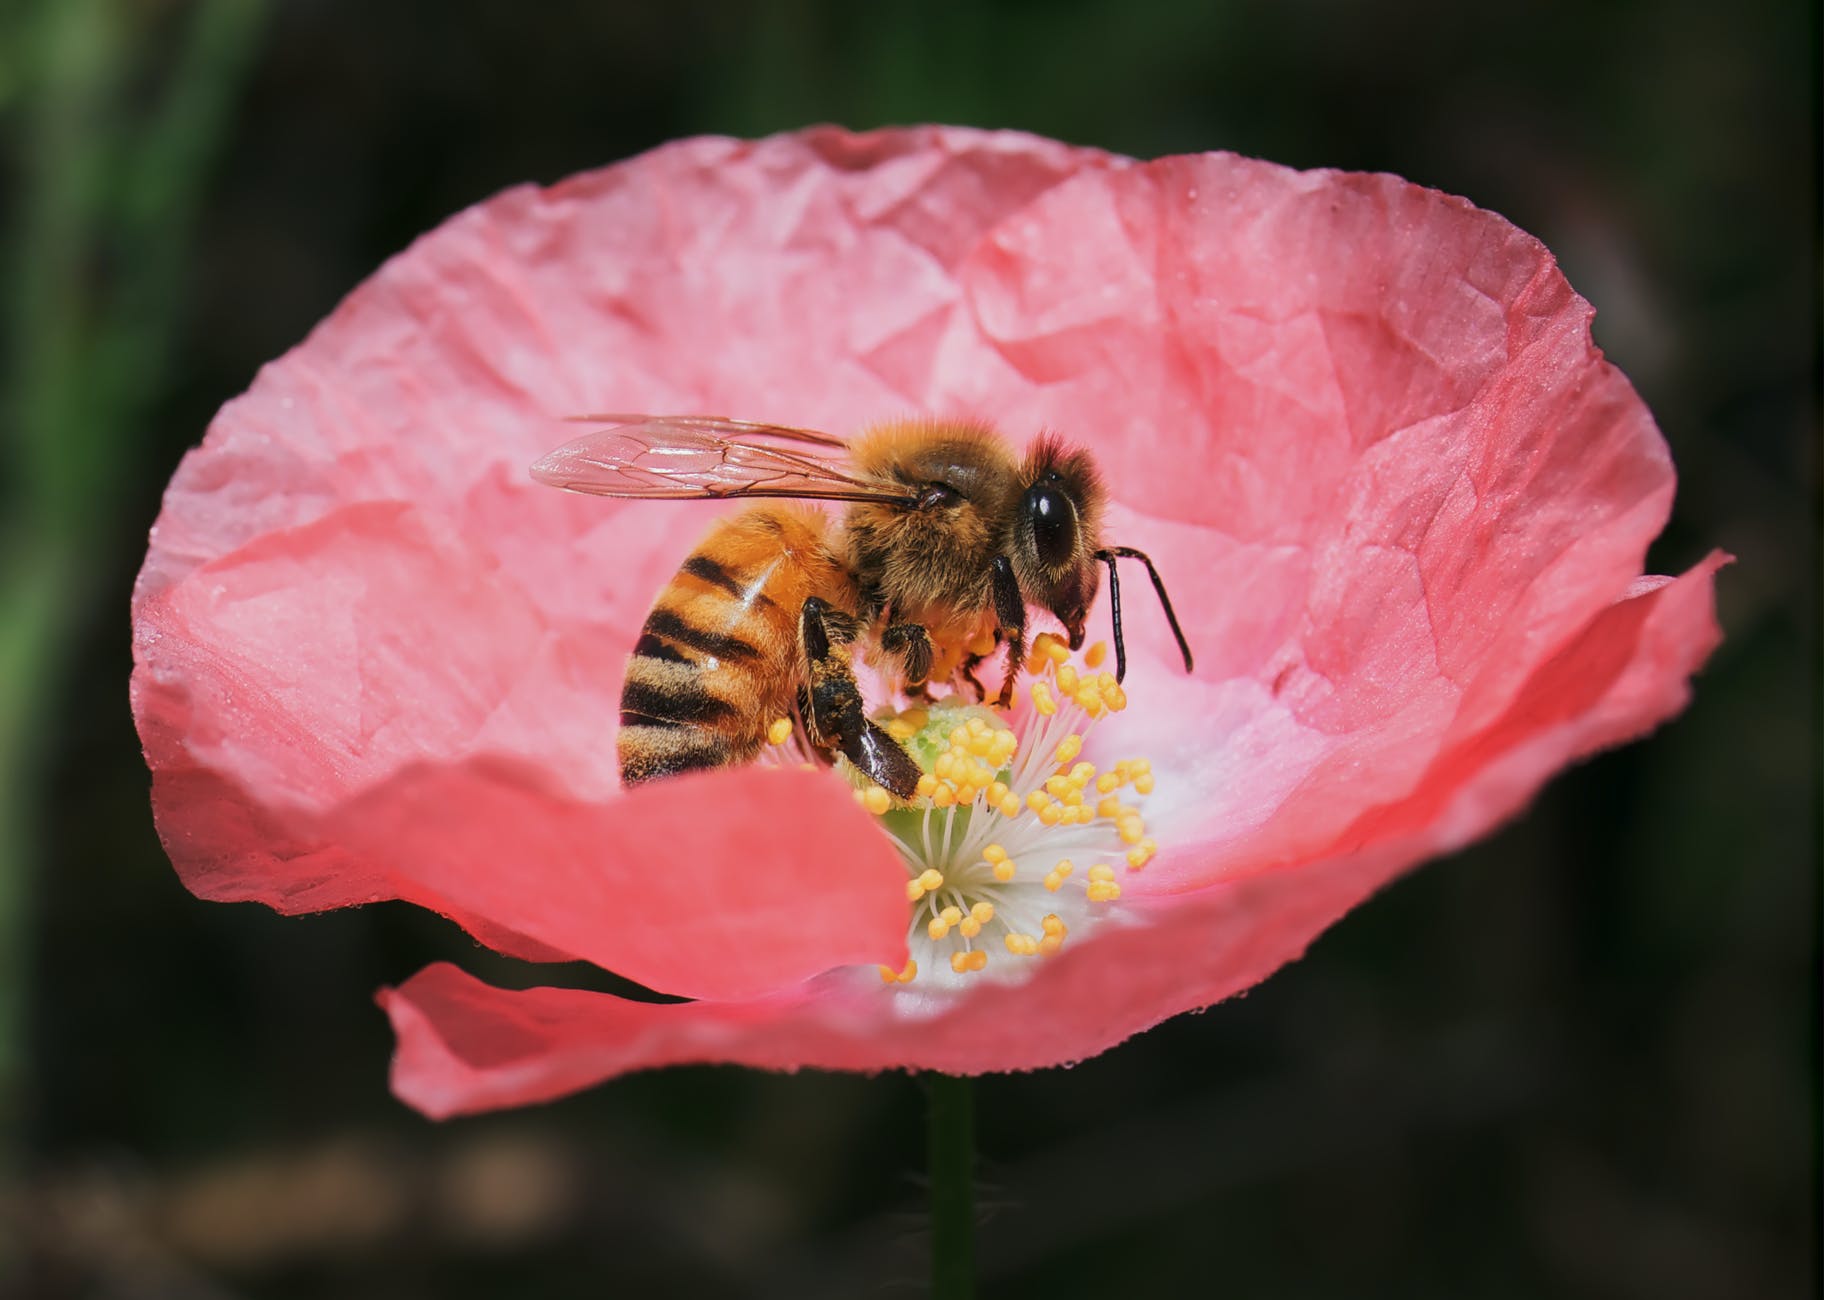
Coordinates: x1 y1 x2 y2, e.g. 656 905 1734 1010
925 1072 976 1299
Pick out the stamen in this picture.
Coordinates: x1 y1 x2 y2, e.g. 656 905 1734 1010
855 640 1166 989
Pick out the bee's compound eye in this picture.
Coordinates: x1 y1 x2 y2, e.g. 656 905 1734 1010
1025 485 1077 569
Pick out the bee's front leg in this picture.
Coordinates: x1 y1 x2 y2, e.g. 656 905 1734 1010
800 597 923 798
880 618 934 692
989 556 1027 709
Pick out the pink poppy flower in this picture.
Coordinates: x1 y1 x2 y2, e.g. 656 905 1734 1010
131 126 1724 1119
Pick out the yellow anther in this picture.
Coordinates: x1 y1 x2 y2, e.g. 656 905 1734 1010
1031 681 1058 715
950 951 973 974
897 960 917 983
1087 880 1122 902
1097 795 1124 819
1056 664 1079 695
1132 758 1151 774
1085 641 1108 668
916 773 938 798
1126 838 1157 869
1052 735 1083 765
949 726 970 747
918 868 944 893
885 718 917 740
934 752 958 781
993 859 1017 882
998 793 1021 818
863 785 892 816
1038 802 1063 827
1103 684 1128 712
968 950 987 971
1044 639 1069 665
992 732 1018 758
1069 762 1095 782
902 709 928 730
767 717 793 745
1088 864 1117 882
1039 935 1064 957
880 959 916 984
1133 773 1155 795
1076 688 1105 717
1044 775 1072 798
932 784 956 808
1095 772 1121 794
928 916 952 940
985 781 1007 806
1118 815 1146 845
970 901 995 924
1041 914 1067 937
959 916 982 938
906 879 928 902
983 843 1008 863
1062 790 1085 808
968 733 994 758
1043 871 1065 892
1005 933 1038 956
1026 790 1051 813
940 905 963 927
879 964 899 983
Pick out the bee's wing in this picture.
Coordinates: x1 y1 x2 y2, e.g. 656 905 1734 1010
530 415 920 505
564 413 850 449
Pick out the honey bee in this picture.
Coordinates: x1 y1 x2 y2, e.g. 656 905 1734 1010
531 414 1193 798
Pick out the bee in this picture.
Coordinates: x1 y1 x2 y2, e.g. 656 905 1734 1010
531 414 1193 798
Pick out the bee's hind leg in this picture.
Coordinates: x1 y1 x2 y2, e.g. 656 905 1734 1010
800 597 923 798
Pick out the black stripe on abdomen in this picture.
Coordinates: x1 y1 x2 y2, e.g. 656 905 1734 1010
620 678 737 726
641 608 762 662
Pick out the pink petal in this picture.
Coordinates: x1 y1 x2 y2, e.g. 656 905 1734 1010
132 498 907 995
382 557 1719 1115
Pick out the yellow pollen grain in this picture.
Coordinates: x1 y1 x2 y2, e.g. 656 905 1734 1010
987 781 1009 806
905 879 927 902
915 773 938 798
950 951 972 974
928 916 951 940
885 719 916 741
932 785 956 809
940 905 963 927
1118 816 1146 845
959 916 982 938
1126 838 1157 869
983 843 1008 863
1097 795 1124 819
1042 915 1067 937
1084 641 1108 668
1026 790 1050 813
1031 681 1058 715
918 868 944 892
993 859 1017 882
1038 802 1063 827
1095 772 1121 795
1056 664 1079 694
1039 935 1064 957
971 902 995 924
1134 773 1155 795
1005 933 1038 956
998 793 1021 817
1052 735 1083 765
1045 639 1069 665
767 717 793 745
1088 864 1117 883
897 960 917 983
878 964 898 983
862 786 892 816
1088 880 1122 902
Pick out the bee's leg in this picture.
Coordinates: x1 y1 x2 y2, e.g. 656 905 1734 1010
800 597 923 798
880 619 935 690
989 556 1027 709
958 652 991 703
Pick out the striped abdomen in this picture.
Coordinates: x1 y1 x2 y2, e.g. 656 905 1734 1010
618 506 851 786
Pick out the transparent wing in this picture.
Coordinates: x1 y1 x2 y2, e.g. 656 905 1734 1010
563 413 849 449
530 415 919 504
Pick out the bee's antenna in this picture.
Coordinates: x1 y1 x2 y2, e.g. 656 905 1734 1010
1094 546 1195 684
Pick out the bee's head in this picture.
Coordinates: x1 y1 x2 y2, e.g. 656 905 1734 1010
1012 437 1105 647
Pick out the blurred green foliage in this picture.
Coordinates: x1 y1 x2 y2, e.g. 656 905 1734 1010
2 0 1814 1296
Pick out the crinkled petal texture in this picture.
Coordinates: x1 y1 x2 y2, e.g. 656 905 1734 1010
132 126 1722 1117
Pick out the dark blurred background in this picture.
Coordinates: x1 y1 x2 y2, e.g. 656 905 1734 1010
1 1 1815 1296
